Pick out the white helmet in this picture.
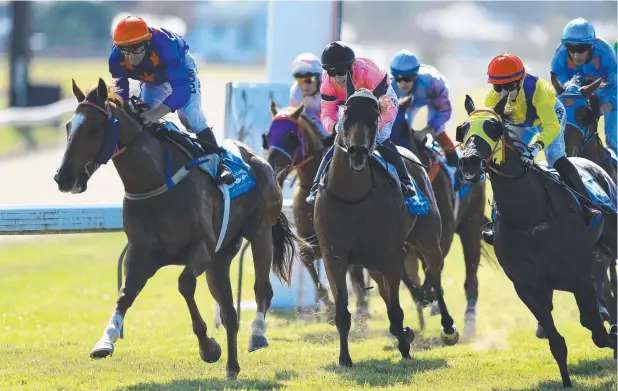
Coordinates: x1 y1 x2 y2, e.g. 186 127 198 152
291 53 322 77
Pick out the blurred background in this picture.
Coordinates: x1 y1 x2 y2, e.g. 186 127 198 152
0 0 616 207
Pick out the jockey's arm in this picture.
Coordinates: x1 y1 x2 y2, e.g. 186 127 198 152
599 41 617 108
484 89 500 108
426 77 452 131
320 83 339 134
533 86 561 149
108 53 130 101
159 47 191 112
550 45 570 86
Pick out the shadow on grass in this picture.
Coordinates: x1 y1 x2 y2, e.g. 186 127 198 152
325 357 448 387
115 378 283 391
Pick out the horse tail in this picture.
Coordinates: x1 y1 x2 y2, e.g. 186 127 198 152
480 214 499 270
271 211 303 287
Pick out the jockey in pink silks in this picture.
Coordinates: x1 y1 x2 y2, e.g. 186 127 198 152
306 41 414 204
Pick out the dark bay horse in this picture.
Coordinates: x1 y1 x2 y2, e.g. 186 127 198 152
392 96 494 341
263 102 370 319
314 73 459 367
54 78 301 380
550 73 618 333
457 94 617 387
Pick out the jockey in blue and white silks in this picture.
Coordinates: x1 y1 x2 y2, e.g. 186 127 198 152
551 18 617 155
389 50 457 165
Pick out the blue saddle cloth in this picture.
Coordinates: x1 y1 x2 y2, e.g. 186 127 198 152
539 163 617 214
161 122 256 199
370 150 429 216
422 136 472 201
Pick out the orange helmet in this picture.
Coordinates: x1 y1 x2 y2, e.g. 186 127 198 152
487 54 525 84
113 16 152 47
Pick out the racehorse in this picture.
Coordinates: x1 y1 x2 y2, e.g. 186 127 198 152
392 96 494 341
549 74 618 335
457 93 617 387
313 73 459 367
263 102 371 320
54 78 302 380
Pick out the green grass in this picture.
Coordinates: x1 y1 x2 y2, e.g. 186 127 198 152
0 234 615 391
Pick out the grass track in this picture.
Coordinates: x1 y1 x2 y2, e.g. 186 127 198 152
0 234 615 391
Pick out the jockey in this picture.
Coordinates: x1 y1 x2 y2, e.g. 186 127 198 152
289 53 327 136
306 41 413 205
551 18 617 155
108 16 234 185
481 53 602 244
389 50 457 167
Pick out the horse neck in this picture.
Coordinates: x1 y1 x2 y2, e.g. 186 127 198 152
326 139 372 200
488 140 550 225
111 107 169 194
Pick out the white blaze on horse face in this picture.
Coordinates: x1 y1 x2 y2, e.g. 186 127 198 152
68 112 86 138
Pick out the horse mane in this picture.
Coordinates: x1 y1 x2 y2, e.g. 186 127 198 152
84 80 125 107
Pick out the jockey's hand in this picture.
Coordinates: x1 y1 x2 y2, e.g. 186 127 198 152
600 102 613 114
520 142 542 166
140 104 171 126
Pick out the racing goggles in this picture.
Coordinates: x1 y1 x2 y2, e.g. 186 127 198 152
294 74 318 84
119 43 147 56
395 75 416 83
493 80 520 93
325 66 350 77
565 43 591 54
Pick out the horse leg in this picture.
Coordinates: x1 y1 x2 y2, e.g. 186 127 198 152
90 247 158 359
401 250 425 332
247 230 275 352
349 264 371 320
323 256 352 367
369 270 414 359
573 282 616 355
535 291 554 339
592 250 612 322
178 267 222 363
422 245 459 345
300 245 334 312
514 283 571 388
458 217 483 342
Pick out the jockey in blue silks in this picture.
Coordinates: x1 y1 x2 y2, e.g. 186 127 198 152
551 18 617 156
109 16 234 185
389 50 458 167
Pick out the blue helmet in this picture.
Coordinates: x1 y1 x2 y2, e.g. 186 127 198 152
390 50 420 76
561 18 596 45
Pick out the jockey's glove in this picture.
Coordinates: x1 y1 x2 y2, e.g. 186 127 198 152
140 103 172 126
520 142 543 166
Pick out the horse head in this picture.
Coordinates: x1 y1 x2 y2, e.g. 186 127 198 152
341 71 387 172
264 101 305 182
551 73 603 157
54 78 133 194
456 94 515 182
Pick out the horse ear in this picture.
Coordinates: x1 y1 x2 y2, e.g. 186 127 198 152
270 100 278 117
493 94 509 117
550 72 564 95
345 70 355 99
464 94 475 115
581 77 603 98
96 78 108 102
372 74 388 98
72 79 85 102
291 104 304 119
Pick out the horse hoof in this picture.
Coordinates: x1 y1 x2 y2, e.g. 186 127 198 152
226 370 239 380
535 324 547 339
248 335 269 352
404 327 415 344
430 301 440 316
440 326 459 346
462 317 477 343
90 339 114 360
339 356 353 367
200 339 222 363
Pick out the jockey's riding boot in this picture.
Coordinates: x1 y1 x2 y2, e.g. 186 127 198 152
306 145 335 205
197 127 235 186
377 140 416 198
553 157 603 229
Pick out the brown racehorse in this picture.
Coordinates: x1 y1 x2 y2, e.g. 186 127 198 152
263 102 371 320
314 73 459 367
392 96 494 341
54 78 303 380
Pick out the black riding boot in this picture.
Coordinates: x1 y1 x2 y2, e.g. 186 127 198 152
197 127 235 186
553 156 603 229
377 140 416 198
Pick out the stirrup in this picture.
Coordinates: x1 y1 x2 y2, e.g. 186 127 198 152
216 164 235 186
401 182 416 198
481 222 495 245
585 206 603 230
306 183 320 205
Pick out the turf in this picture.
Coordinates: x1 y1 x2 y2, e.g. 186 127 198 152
0 233 615 391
